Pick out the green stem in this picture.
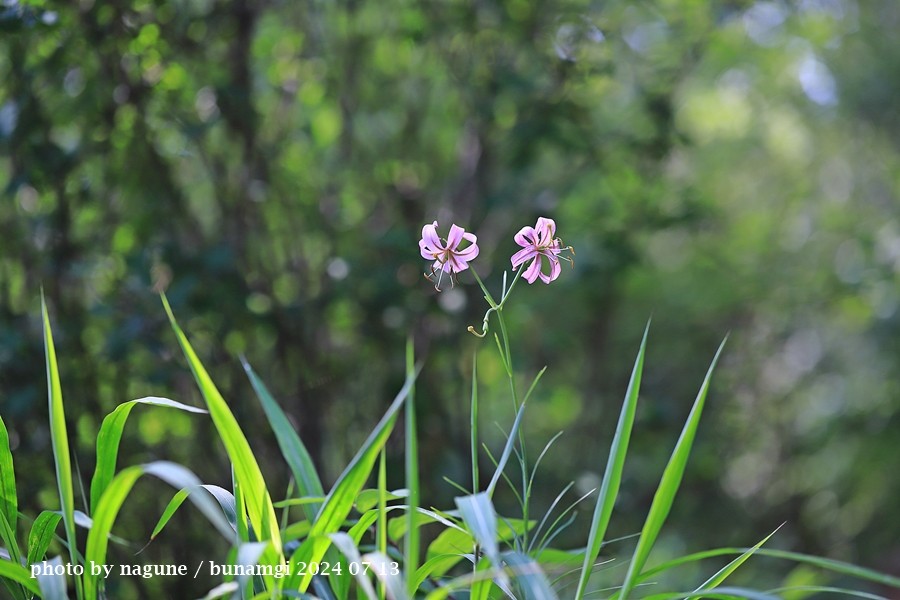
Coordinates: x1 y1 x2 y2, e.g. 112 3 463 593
377 449 387 600
404 339 420 598
471 353 479 494
495 308 530 548
468 268 523 338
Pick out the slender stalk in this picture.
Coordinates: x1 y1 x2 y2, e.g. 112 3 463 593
495 309 530 548
467 268 523 338
377 449 387 600
404 338 420 598
468 268 531 545
471 353 479 494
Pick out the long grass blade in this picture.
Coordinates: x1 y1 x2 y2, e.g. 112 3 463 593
471 353 479 494
617 337 727 600
633 546 900 590
284 366 417 592
0 509 21 582
404 338 420 598
0 559 41 597
455 493 499 566
27 511 63 565
90 396 207 514
574 322 649 600
330 533 378 600
0 415 18 555
503 551 558 600
83 461 235 598
363 552 409 600
148 484 237 543
41 295 82 600
162 294 282 556
487 400 528 498
692 525 782 593
34 556 69 600
242 358 325 523
639 588 779 600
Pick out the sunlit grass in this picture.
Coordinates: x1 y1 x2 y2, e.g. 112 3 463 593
0 295 897 599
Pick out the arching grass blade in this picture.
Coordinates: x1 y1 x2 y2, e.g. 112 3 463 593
617 338 727 600
575 322 649 599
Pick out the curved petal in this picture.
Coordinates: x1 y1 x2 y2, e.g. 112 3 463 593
420 239 439 260
455 242 479 262
449 254 469 272
510 247 537 268
522 257 542 284
420 222 443 259
539 256 562 284
535 217 556 246
514 226 538 248
447 224 465 250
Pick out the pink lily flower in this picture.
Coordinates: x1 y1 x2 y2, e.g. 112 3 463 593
420 221 479 290
510 217 572 284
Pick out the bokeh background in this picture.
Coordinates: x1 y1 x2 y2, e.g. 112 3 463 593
2 0 899 596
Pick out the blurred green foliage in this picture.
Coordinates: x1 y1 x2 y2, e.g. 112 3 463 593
2 0 899 595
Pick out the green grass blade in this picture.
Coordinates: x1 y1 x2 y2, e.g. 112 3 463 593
242 358 325 523
35 556 69 600
455 492 500 567
641 588 779 600
404 338 420 599
633 546 900 590
0 415 18 553
618 337 727 600
83 461 235 598
90 396 207 514
0 509 21 578
149 485 237 542
234 541 269 594
471 353 479 494
162 294 282 556
765 585 889 599
233 467 250 544
575 322 649 600
487 400 528 498
363 552 409 600
0 558 41 597
412 554 464 591
41 295 82 600
285 367 417 592
330 533 378 600
693 525 782 593
27 510 63 565
503 551 559 600
0 558 34 600
356 489 407 513
377 450 387 600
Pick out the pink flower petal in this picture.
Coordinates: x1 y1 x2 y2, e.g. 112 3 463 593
539 255 561 284
447 224 465 249
514 226 538 248
420 221 443 259
523 257 542 283
510 246 537 268
456 243 479 261
535 217 556 246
